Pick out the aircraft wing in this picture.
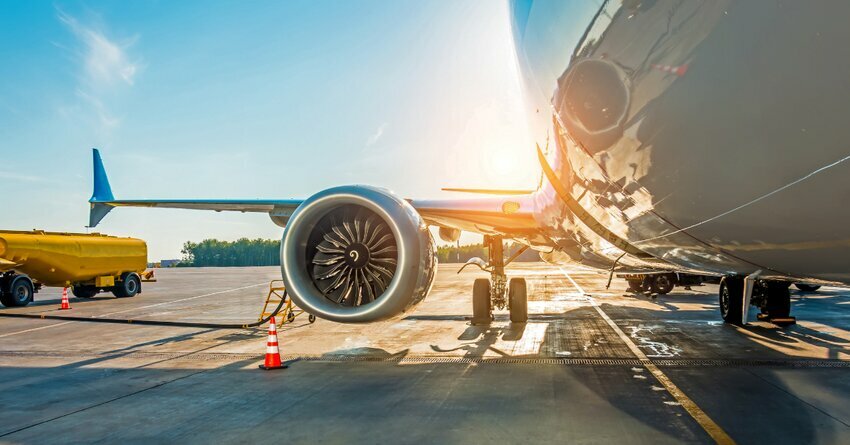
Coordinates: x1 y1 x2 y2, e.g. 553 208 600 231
88 149 540 239
410 195 539 238
88 149 302 227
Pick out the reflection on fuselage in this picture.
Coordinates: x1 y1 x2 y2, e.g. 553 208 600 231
513 0 850 284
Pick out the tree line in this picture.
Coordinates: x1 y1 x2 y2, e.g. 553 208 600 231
180 238 281 267
179 238 540 267
436 243 539 263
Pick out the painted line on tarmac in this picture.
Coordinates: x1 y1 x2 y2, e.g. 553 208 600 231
0 282 267 338
560 268 735 445
0 322 73 339
561 270 586 294
94 282 268 317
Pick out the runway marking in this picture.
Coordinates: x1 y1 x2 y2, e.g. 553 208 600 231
0 322 73 339
0 282 267 338
560 268 735 445
94 282 267 317
561 271 586 294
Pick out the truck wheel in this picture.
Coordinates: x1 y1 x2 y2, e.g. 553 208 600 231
508 278 528 323
649 274 675 295
626 278 646 293
1 275 34 307
72 286 99 298
719 276 744 325
471 278 491 325
112 273 141 298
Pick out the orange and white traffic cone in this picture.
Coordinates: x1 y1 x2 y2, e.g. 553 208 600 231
59 287 71 310
259 316 286 370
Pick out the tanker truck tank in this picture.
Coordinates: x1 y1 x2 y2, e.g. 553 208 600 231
0 230 151 307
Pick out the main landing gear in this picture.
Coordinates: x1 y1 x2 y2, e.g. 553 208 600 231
719 276 794 326
463 236 528 325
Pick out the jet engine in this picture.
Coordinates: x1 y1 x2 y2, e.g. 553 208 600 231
280 186 437 323
554 58 630 153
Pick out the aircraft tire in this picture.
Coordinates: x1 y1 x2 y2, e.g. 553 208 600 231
794 283 821 292
719 276 744 325
508 278 528 323
471 278 491 325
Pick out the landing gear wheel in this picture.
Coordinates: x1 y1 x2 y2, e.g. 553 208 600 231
766 282 791 319
72 286 99 299
308 314 317 324
0 275 34 307
112 273 141 298
471 278 491 325
649 274 675 295
626 279 646 293
719 276 744 325
508 278 528 323
794 283 821 292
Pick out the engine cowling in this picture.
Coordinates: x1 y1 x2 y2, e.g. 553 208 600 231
280 186 437 323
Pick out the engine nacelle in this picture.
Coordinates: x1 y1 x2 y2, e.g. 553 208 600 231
280 185 437 323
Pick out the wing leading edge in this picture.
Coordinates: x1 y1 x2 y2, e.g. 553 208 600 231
88 149 302 227
88 149 540 242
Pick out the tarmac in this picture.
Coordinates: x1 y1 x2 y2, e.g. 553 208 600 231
1 263 849 444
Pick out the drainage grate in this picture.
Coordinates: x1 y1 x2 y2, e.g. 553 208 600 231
2 350 848 368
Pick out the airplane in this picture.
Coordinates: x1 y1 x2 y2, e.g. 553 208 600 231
87 0 850 327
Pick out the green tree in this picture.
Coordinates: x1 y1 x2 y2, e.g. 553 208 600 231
180 238 281 267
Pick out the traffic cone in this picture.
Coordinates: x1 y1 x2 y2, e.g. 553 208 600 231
59 287 71 310
259 316 286 370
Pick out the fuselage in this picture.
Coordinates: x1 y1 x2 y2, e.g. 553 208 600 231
513 0 850 285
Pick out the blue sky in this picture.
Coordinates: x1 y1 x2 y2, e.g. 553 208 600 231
0 0 538 260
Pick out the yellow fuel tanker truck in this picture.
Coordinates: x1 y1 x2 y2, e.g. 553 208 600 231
0 230 151 307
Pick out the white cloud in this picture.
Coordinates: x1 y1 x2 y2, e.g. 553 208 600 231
76 89 121 128
0 172 50 183
57 10 139 87
365 122 388 147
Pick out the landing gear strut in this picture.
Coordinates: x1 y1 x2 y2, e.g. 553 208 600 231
720 275 794 326
464 236 527 324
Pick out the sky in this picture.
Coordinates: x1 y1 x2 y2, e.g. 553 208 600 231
0 0 539 260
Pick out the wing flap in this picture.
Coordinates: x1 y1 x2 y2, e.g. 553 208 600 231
410 196 539 236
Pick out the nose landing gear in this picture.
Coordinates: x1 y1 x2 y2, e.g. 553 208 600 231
461 236 528 325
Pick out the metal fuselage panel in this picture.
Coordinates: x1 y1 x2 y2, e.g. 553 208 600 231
513 0 850 284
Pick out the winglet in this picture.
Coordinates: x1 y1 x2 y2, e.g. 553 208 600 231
88 148 115 227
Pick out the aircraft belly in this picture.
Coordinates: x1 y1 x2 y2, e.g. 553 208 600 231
528 0 850 284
